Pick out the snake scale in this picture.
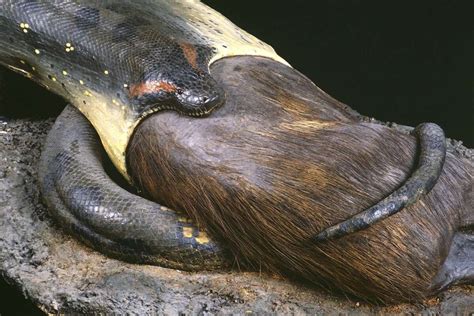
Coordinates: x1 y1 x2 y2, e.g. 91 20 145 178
0 1 446 270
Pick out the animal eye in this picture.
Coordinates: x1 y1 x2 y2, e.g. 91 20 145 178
177 88 183 95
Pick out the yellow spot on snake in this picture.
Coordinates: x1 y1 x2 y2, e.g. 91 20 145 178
79 80 84 85
195 231 210 244
20 23 29 33
51 77 57 82
112 99 119 105
104 70 109 75
34 49 40 55
178 217 193 223
84 90 92 97
62 70 68 76
20 60 26 64
65 43 75 52
182 227 193 238
31 67 36 71
123 83 128 88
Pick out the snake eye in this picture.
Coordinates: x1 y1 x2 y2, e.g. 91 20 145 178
177 88 183 95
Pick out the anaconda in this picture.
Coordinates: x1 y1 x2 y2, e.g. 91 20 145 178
0 0 471 303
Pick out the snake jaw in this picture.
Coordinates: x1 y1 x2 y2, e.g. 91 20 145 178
128 67 225 119
175 79 226 117
136 99 220 123
178 94 224 117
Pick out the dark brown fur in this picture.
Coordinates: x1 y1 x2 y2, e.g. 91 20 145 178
127 57 473 303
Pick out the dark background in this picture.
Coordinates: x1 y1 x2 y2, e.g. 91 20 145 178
1 1 472 315
204 0 473 146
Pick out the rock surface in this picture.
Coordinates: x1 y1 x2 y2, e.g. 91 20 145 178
0 116 473 314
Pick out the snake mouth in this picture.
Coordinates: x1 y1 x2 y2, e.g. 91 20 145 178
181 95 225 117
130 84 225 120
136 98 221 122
137 85 226 119
176 86 226 117
183 107 216 117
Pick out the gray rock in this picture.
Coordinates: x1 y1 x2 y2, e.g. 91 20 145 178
0 118 473 314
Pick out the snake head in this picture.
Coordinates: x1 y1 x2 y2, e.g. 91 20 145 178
129 69 225 117
173 69 225 117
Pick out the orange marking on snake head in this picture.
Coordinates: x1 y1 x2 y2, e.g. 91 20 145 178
129 80 177 98
179 42 198 69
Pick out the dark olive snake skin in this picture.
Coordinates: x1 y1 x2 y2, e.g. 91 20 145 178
0 0 288 177
0 1 447 267
0 0 224 115
38 105 228 268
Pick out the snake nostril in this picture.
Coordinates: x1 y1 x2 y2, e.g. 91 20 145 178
195 70 205 78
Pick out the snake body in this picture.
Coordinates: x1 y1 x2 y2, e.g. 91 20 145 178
0 0 287 177
2 0 225 114
0 1 448 272
0 0 282 269
39 105 227 268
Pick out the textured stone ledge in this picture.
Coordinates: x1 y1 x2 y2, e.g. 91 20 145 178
0 118 472 314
